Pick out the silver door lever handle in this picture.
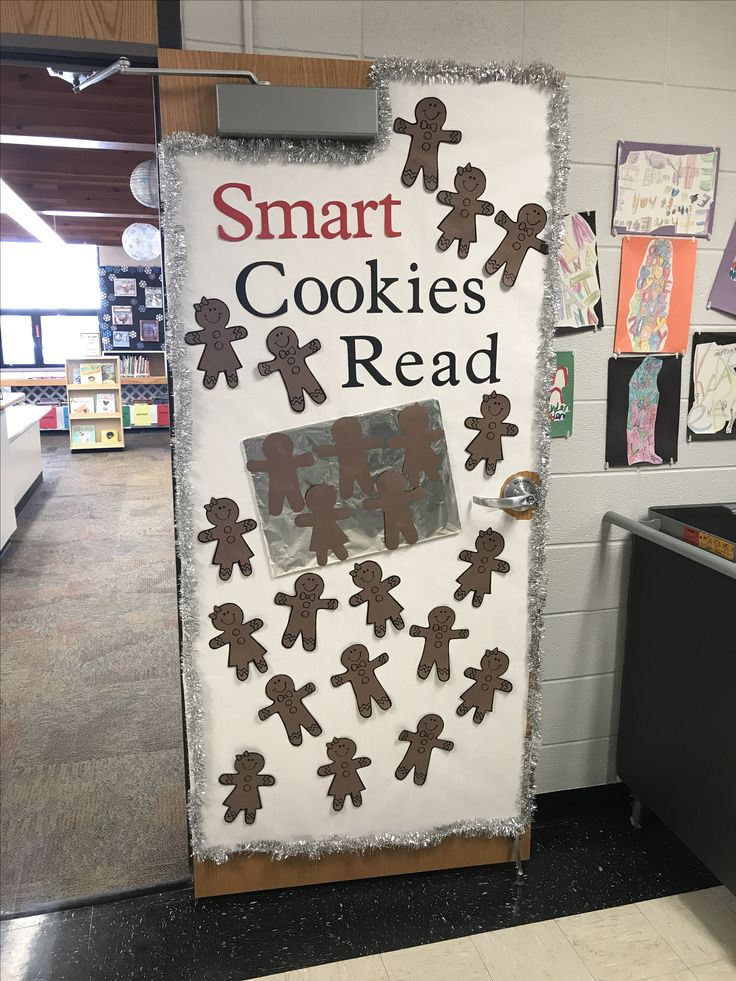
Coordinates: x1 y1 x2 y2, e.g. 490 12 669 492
472 476 538 513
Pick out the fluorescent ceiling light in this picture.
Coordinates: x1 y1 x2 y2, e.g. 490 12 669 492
0 179 63 244
0 134 155 152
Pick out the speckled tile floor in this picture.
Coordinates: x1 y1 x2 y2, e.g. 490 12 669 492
0 786 726 981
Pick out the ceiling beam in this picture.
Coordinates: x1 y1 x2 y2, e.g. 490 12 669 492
0 134 156 152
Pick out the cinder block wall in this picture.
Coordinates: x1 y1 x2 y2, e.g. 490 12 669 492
180 0 736 792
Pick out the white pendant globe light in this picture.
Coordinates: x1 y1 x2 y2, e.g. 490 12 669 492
130 159 159 208
121 222 161 262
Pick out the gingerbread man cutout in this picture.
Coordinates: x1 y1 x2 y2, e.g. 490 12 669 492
314 417 382 499
317 737 371 811
219 751 275 825
257 326 326 413
363 470 425 551
294 484 352 565
464 392 518 477
454 528 510 608
393 96 462 192
436 164 494 259
331 644 392 718
247 433 314 516
258 674 322 746
208 603 268 681
274 572 338 652
484 203 549 288
388 403 444 487
395 714 454 786
198 497 257 581
457 648 513 724
184 297 247 390
409 606 469 683
349 560 404 638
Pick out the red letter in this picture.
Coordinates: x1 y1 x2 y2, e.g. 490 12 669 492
213 183 253 241
379 193 401 238
352 199 378 239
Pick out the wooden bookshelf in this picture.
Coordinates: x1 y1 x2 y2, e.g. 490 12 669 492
104 350 168 385
65 358 125 452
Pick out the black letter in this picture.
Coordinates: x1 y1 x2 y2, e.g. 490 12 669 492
342 335 391 388
463 278 485 314
366 259 401 314
432 351 459 386
295 276 328 315
429 277 457 314
235 261 286 318
330 276 365 314
467 332 500 384
396 351 423 386
407 261 423 313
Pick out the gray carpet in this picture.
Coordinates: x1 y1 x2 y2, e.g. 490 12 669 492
0 432 189 915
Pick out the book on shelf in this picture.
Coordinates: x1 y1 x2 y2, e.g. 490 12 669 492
95 393 116 413
70 396 95 415
117 355 151 378
79 363 103 384
71 368 81 384
71 424 96 445
100 429 119 445
100 362 116 382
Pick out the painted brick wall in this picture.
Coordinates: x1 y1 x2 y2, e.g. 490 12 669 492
180 0 736 792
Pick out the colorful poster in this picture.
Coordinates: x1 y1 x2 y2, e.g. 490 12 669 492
605 356 681 467
614 236 696 354
686 332 736 441
612 141 719 239
554 211 602 330
160 62 564 866
549 352 574 437
707 223 736 317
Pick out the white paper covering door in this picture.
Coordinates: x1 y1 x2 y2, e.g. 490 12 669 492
160 61 568 863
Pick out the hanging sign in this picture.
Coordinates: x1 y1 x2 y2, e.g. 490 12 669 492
160 60 567 864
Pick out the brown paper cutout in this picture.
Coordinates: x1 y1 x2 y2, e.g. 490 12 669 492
314 417 382 499
484 204 549 288
331 644 392 718
393 97 462 192
464 392 518 477
457 648 513 723
257 326 326 413
274 572 338 652
454 528 510 608
317 737 372 810
409 606 469 682
209 603 268 681
184 297 247 390
197 497 257 580
247 432 314 516
436 164 494 259
395 713 454 786
257 674 322 746
363 470 425 550
348 560 404 638
219 750 275 824
387 403 444 486
294 484 352 565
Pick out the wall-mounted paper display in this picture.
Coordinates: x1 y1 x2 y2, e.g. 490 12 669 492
614 236 696 354
605 355 681 467
707 223 736 318
554 212 603 330
161 61 565 868
612 141 720 239
686 332 736 441
549 352 574 438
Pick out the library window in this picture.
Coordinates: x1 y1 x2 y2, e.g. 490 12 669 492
0 242 100 367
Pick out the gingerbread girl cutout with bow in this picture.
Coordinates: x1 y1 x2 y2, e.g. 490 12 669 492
208 603 268 681
457 648 513 724
317 738 371 811
393 97 462 192
197 497 257 580
454 528 510 608
436 164 494 259
348 560 404 638
257 326 326 413
185 297 247 390
219 751 274 824
464 392 518 477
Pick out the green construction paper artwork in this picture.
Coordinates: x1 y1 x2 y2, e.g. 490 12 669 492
549 352 574 438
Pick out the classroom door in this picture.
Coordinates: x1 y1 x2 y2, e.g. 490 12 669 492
157 49 554 898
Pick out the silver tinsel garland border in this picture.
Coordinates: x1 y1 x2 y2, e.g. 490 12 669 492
158 57 568 864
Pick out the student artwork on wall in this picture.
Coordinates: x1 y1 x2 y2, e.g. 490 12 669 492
707 223 736 318
160 60 567 865
605 355 681 467
686 332 736 441
549 352 574 438
554 212 603 330
99 265 164 352
612 141 720 239
613 236 696 354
